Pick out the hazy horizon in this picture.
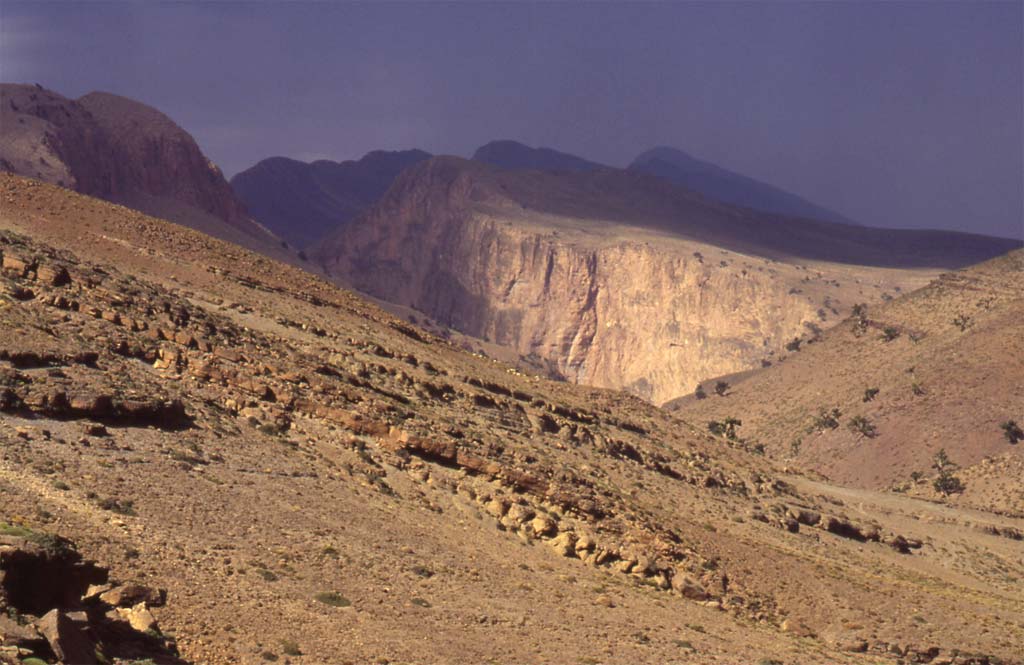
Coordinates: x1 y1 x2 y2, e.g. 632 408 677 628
1 0 1021 239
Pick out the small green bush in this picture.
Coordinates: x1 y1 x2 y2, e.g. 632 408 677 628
1001 420 1023 444
952 313 972 331
96 497 135 515
809 407 842 432
932 448 965 496
880 326 901 342
847 415 878 438
315 591 351 607
708 417 741 441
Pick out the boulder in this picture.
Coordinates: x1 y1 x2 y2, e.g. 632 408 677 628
116 602 158 633
98 583 166 608
1 254 31 278
0 613 41 647
530 515 557 538
787 507 821 526
780 618 814 637
36 264 70 287
36 610 97 664
501 503 535 528
548 532 577 557
674 575 710 600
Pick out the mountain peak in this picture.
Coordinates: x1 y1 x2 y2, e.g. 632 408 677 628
472 140 608 173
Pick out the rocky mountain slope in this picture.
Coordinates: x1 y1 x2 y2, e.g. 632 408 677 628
230 149 431 249
314 156 1018 404
668 248 1024 514
630 146 857 225
472 139 608 172
3 173 1022 663
0 84 288 260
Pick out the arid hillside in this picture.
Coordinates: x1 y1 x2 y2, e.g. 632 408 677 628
314 156 1017 404
2 174 1022 664
0 84 289 261
230 149 431 249
668 249 1024 514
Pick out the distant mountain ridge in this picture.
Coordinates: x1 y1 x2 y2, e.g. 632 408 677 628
0 83 284 255
629 146 857 225
472 139 609 173
230 149 431 248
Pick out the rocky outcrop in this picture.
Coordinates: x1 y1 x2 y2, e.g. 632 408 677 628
0 527 181 664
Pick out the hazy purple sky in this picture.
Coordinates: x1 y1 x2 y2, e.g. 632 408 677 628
2 1 1021 239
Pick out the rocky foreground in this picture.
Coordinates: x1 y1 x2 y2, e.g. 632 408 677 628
1 524 181 664
1 174 1022 663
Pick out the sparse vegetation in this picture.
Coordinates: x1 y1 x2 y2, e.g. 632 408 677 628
932 448 964 496
694 383 707 400
708 417 742 441
0 523 72 556
315 591 351 607
847 415 878 438
851 303 869 336
862 387 879 402
880 326 900 342
256 569 278 582
280 640 301 656
714 381 730 396
789 438 802 457
911 382 926 396
784 337 802 352
808 407 842 432
952 313 972 331
1001 420 1023 444
96 496 136 515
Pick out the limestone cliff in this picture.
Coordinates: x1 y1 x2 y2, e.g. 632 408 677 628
316 157 967 403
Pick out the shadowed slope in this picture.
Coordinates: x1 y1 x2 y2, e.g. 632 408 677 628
630 146 858 225
230 149 431 248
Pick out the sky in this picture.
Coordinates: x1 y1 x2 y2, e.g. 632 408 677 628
1 1 1022 239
